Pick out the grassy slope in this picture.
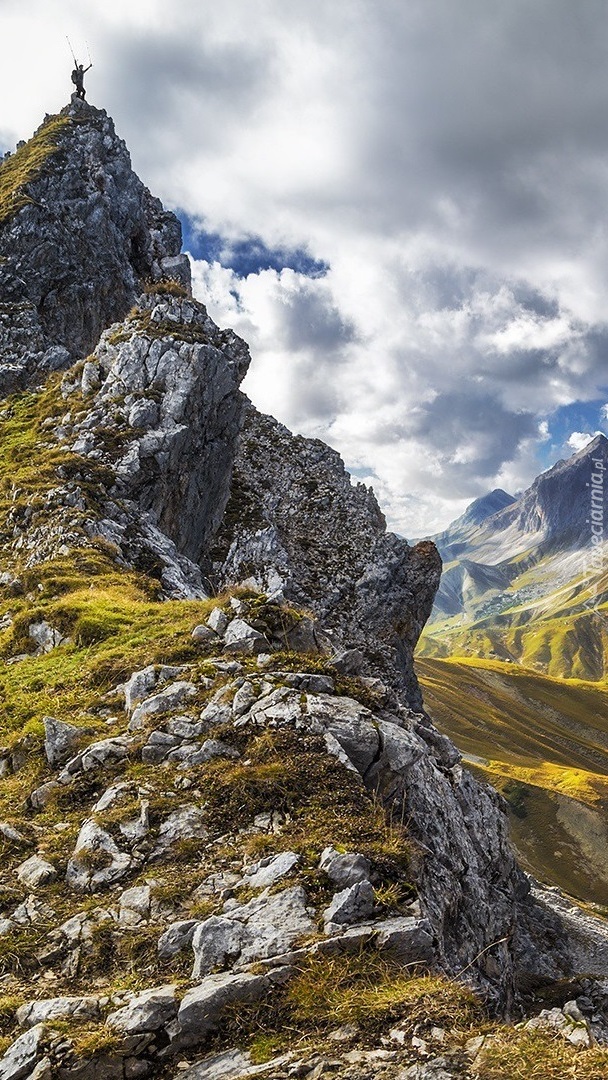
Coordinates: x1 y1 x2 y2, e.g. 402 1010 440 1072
421 551 608 680
0 115 69 226
417 656 608 907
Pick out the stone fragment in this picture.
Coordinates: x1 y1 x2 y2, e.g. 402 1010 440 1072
524 1002 592 1047
170 739 239 769
62 736 133 776
16 856 57 889
172 1049 251 1079
191 625 218 645
158 920 199 960
0 823 28 846
28 622 66 654
153 806 208 856
399 1060 454 1079
191 916 246 979
66 820 133 892
107 985 178 1035
323 881 375 929
129 682 197 729
29 782 62 811
231 886 314 965
373 917 435 963
331 648 365 675
177 972 275 1041
0 1023 46 1080
232 681 257 718
119 886 151 927
191 886 313 975
319 847 371 889
11 895 55 927
305 696 380 775
123 666 157 712
16 996 100 1029
223 619 267 656
43 717 81 768
207 608 229 635
243 852 300 890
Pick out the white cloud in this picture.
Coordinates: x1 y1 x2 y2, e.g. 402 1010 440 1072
566 431 601 453
3 0 608 533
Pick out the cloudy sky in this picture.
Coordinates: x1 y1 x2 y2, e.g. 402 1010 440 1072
2 0 608 533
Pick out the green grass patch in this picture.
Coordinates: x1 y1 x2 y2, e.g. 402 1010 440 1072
478 1027 608 1079
0 116 70 227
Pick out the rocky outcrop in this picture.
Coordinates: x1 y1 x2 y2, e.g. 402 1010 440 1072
61 292 250 567
213 405 441 707
0 99 190 394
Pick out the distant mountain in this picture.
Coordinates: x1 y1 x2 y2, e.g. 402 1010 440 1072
420 435 608 678
433 488 516 562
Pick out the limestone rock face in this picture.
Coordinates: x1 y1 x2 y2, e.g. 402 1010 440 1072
0 99 189 394
213 404 441 706
59 292 250 570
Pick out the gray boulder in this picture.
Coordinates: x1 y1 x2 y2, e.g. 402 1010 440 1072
158 920 200 960
232 681 258 718
118 886 151 927
28 622 66 654
191 916 246 979
191 886 314 976
153 806 208 857
230 886 314 965
129 681 197 729
61 736 133 777
0 1024 46 1080
16 996 100 1029
323 881 375 929
16 856 57 889
373 916 435 963
191 624 219 645
177 972 279 1042
223 619 268 656
207 608 229 635
319 847 371 889
106 984 178 1035
66 820 134 892
123 666 157 712
243 852 300 890
43 717 81 768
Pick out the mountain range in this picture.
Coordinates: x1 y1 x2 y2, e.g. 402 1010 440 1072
415 438 608 912
419 434 608 680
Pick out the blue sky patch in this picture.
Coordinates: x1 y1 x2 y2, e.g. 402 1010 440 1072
178 212 328 279
538 398 608 468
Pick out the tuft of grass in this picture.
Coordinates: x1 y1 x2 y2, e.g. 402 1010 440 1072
286 952 481 1035
143 279 189 298
201 727 414 891
477 1027 608 1079
0 116 70 227
106 306 209 347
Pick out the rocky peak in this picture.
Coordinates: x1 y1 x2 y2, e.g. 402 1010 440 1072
212 404 442 707
459 488 516 528
0 98 190 395
484 433 608 553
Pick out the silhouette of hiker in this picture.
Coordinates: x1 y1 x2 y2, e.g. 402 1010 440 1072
71 62 92 100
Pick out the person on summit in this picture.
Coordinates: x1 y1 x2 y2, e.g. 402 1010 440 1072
71 61 92 100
